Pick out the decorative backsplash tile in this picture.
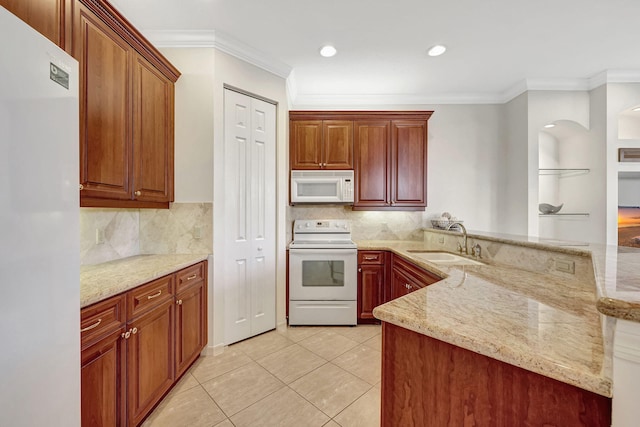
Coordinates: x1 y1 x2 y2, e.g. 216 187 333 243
140 203 213 254
80 208 140 265
288 206 425 242
80 203 213 265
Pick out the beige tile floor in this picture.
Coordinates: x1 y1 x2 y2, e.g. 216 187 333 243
142 324 382 427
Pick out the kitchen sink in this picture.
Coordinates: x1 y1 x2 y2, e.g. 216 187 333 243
406 251 485 266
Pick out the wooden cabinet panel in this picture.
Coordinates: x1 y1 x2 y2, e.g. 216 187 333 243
390 265 418 300
381 322 612 427
389 255 441 301
81 327 126 427
0 0 66 47
290 120 322 169
391 120 427 207
175 280 207 377
358 264 385 321
354 120 390 207
323 120 353 169
132 54 174 203
127 299 175 427
75 2 132 201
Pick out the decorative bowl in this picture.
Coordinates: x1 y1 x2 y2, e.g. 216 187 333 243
431 219 463 229
538 203 563 214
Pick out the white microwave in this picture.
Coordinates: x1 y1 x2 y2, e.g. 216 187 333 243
290 170 354 204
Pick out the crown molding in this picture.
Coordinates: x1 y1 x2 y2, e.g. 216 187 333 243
142 29 292 79
126 32 640 106
292 92 506 108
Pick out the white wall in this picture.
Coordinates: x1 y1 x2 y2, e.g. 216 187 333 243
160 48 215 203
501 92 529 235
212 50 289 347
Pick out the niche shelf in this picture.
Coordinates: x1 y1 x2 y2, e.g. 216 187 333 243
538 168 590 176
539 213 590 217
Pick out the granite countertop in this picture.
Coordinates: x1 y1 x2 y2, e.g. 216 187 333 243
362 239 613 397
423 229 640 322
80 254 209 308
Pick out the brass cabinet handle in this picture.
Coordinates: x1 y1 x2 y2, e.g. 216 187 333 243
147 290 162 300
131 327 138 335
134 190 142 197
81 318 101 332
176 299 183 305
358 268 362 273
363 256 376 260
186 274 197 281
121 329 131 339
79 184 84 191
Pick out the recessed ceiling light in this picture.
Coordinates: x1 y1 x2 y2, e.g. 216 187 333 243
427 45 447 57
633 107 640 112
544 123 556 128
319 45 337 57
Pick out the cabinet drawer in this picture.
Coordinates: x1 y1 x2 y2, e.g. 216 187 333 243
176 262 205 293
127 274 174 319
81 294 126 348
359 251 385 265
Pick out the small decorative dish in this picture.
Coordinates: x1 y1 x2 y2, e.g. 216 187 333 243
539 203 563 214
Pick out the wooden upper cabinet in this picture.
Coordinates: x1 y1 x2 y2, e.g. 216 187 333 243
71 0 180 208
75 3 132 201
290 120 322 169
353 116 430 210
290 114 353 169
0 0 68 47
322 120 353 169
132 54 174 203
391 120 428 208
354 120 391 208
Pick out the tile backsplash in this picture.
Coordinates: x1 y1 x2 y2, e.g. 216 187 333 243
288 206 426 242
140 202 213 254
80 203 213 265
80 208 140 265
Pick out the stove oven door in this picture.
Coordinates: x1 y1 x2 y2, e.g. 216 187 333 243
289 248 357 301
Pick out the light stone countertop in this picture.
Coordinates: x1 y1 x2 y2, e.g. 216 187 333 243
362 239 613 397
418 228 640 321
80 254 209 308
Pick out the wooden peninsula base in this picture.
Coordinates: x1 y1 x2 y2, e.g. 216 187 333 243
381 323 611 427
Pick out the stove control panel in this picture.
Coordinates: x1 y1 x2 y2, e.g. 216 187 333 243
294 219 351 233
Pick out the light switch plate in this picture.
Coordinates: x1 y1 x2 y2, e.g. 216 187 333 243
555 259 575 274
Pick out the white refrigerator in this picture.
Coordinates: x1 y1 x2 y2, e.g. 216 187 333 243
0 7 80 427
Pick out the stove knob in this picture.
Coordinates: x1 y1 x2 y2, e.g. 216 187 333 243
305 222 311 228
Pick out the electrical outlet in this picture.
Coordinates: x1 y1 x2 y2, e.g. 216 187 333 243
555 259 575 274
95 228 105 245
193 225 202 240
438 236 445 244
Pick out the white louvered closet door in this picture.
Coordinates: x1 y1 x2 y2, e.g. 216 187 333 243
223 89 276 344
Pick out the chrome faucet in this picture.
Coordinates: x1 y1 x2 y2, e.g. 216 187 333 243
446 221 468 255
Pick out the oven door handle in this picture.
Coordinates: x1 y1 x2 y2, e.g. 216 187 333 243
289 248 357 254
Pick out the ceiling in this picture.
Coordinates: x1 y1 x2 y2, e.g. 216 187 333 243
110 0 640 105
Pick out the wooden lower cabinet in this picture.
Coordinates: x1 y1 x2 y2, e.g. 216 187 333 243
381 323 612 427
175 280 207 377
126 299 175 427
389 255 441 300
80 260 208 427
357 250 387 323
81 327 126 427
